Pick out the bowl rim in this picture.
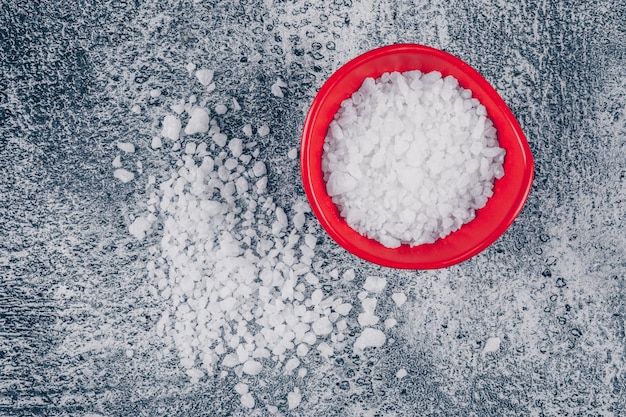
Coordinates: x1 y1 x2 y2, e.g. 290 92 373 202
300 43 534 269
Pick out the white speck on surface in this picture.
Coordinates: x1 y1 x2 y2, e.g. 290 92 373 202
391 292 407 307
117 142 135 153
257 124 270 137
287 148 298 159
151 136 162 149
232 97 241 111
112 155 122 168
129 216 151 240
287 387 302 410
184 107 210 135
131 104 141 114
363 276 387 293
149 88 161 98
482 337 501 354
113 169 134 183
354 328 386 353
242 124 253 137
240 392 255 409
215 104 227 115
396 368 407 379
161 114 181 141
271 78 286 97
195 68 214 86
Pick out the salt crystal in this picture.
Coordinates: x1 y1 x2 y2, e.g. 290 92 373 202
215 104 227 115
384 318 397 328
353 328 386 353
114 169 134 183
129 216 151 240
284 357 300 374
271 78 286 97
396 368 407 379
195 69 214 86
150 89 161 98
242 124 253 137
391 292 407 307
131 105 141 114
161 114 182 141
252 161 267 177
363 276 387 293
287 148 298 159
184 108 210 135
151 136 162 149
257 124 270 137
228 138 243 157
112 155 122 168
235 382 249 395
482 337 501 354
287 388 302 410
242 359 263 375
240 393 255 409
117 142 135 153
317 342 333 358
232 97 241 111
312 317 332 335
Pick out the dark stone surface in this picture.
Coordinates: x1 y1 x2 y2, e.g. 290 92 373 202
1 0 625 415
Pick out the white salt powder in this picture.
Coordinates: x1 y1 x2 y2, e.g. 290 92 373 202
322 70 506 248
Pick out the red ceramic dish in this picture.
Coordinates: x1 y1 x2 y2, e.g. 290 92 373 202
300 43 534 269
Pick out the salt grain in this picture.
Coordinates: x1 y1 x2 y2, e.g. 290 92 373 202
195 69 214 86
117 141 135 153
114 168 134 183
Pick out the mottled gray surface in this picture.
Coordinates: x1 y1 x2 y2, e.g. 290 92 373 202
1 0 625 416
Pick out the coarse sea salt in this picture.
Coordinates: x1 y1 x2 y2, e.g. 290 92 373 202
322 70 506 248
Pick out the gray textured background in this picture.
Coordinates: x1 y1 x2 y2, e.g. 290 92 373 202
1 0 625 415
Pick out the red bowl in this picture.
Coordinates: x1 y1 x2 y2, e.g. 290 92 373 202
300 43 534 269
